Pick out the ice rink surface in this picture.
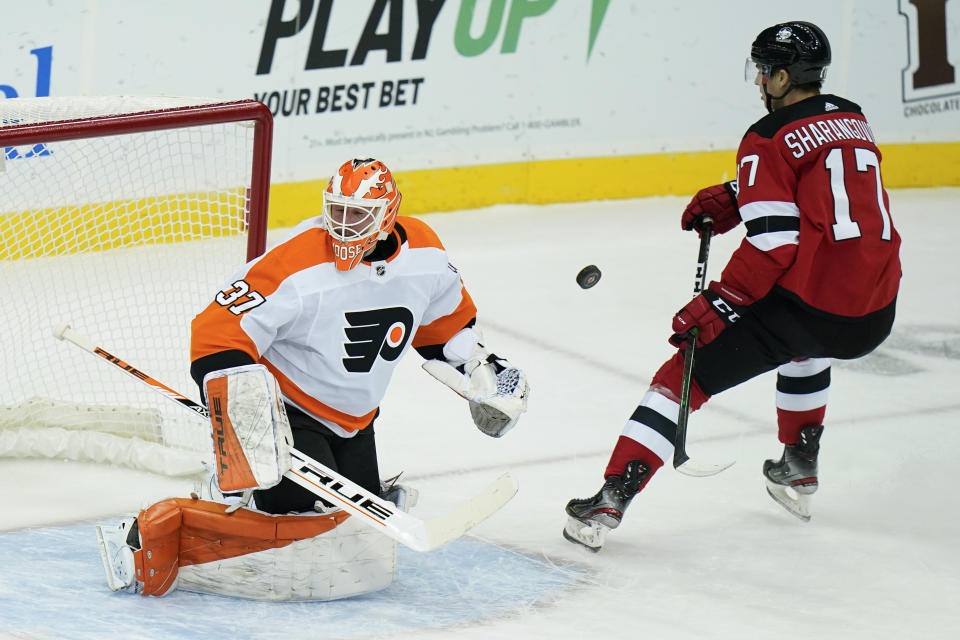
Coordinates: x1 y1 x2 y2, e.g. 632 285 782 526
3 188 959 639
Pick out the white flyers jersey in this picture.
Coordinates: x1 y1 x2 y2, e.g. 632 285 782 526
191 216 477 434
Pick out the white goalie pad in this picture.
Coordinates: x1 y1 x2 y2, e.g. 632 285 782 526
422 328 530 437
203 364 293 492
176 516 397 601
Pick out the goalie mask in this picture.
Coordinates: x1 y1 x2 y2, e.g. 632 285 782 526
323 158 402 271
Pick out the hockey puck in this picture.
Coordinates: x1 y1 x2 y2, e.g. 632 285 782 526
576 264 601 289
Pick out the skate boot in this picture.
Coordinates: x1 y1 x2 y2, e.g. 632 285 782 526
95 517 142 592
381 473 419 513
563 460 650 552
763 424 823 521
191 463 223 502
192 464 255 513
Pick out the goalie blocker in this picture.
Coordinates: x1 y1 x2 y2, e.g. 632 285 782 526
203 364 293 501
422 327 530 437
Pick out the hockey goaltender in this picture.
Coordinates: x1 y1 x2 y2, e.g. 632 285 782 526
94 158 530 600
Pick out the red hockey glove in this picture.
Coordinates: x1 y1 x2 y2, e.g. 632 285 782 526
681 181 741 237
669 281 752 348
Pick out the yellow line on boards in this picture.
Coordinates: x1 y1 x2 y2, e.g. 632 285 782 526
0 192 246 260
267 142 959 228
4 144 956 254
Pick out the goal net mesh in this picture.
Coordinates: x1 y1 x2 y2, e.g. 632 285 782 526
0 96 270 476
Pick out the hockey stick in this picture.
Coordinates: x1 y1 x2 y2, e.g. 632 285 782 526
53 324 517 552
672 218 735 477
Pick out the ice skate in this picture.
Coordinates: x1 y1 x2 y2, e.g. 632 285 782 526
381 473 419 513
191 464 255 513
191 463 223 502
563 460 650 552
95 517 141 592
763 425 823 521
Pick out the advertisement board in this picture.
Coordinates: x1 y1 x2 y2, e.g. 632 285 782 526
2 1 958 224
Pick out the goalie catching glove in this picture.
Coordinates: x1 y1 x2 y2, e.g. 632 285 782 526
422 327 529 437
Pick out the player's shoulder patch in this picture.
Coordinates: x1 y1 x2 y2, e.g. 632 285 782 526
396 216 445 250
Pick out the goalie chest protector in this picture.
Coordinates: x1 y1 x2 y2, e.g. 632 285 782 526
192 216 477 433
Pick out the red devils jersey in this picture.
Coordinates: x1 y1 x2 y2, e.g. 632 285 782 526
722 94 901 317
191 216 476 435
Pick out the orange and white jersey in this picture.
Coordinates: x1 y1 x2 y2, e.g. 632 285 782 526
191 215 476 436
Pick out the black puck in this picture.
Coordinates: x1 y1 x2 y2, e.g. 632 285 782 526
576 264 601 289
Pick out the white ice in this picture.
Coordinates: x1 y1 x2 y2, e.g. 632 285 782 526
3 187 959 639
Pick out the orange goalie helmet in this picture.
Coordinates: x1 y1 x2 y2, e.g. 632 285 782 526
322 158 402 271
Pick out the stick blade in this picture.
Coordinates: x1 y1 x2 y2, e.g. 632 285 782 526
675 458 735 477
422 472 518 551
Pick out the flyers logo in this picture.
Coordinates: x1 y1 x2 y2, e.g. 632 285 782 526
342 307 414 373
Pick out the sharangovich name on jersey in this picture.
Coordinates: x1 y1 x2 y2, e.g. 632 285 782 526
783 110 877 159
252 0 612 118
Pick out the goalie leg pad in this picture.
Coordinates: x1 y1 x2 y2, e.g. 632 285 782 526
203 364 294 492
127 497 349 597
177 515 397 601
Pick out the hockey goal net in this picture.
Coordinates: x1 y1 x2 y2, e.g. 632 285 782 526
0 97 272 476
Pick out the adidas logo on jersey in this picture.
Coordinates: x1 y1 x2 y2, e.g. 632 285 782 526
824 102 838 111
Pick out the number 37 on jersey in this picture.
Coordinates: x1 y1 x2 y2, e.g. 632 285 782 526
215 279 265 315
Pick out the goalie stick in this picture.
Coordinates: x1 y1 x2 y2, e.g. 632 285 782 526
672 218 736 477
53 324 517 552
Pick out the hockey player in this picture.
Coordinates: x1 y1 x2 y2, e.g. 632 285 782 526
96 157 530 597
190 156 528 512
190 156 528 513
564 21 900 551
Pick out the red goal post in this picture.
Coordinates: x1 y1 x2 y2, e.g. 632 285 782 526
0 97 274 476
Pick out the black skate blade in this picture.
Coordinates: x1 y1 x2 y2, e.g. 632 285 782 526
765 480 811 522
